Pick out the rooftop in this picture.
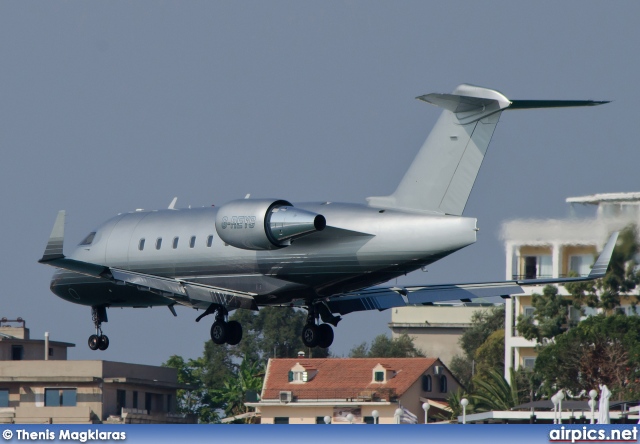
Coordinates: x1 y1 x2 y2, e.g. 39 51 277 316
262 357 441 402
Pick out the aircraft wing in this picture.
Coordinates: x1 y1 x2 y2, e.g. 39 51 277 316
326 231 618 315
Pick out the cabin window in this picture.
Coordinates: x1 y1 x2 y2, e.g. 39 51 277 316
173 237 179 249
190 236 196 248
156 238 162 250
139 238 145 251
207 235 213 247
79 232 96 246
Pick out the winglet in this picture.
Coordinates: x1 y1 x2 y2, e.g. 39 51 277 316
39 210 66 262
588 231 619 279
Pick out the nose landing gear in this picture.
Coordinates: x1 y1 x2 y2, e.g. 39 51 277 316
88 306 109 351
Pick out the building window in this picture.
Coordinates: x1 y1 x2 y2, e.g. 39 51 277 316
117 390 126 412
524 255 552 279
523 357 536 371
316 416 328 424
523 306 535 317
145 393 152 412
48 347 54 358
0 390 8 408
133 391 138 409
570 254 593 276
190 236 196 248
173 237 179 249
167 394 173 412
11 345 23 361
374 371 384 382
422 375 432 392
207 235 213 247
155 238 162 250
45 388 76 407
439 375 448 393
138 238 145 251
363 416 375 424
274 417 289 424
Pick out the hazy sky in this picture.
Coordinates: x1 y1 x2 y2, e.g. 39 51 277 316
2 1 639 364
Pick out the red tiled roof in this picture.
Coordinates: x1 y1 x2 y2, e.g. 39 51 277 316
262 358 439 401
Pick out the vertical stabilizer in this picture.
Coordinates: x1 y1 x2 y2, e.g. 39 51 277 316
367 84 510 215
367 84 608 215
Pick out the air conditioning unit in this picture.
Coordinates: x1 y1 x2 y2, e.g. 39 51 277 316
433 366 443 375
279 391 292 403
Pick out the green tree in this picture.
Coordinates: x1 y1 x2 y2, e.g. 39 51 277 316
474 329 504 376
516 285 573 342
230 307 330 360
472 368 521 412
534 314 640 400
449 306 505 387
212 359 265 423
348 334 425 358
163 342 235 423
565 225 640 314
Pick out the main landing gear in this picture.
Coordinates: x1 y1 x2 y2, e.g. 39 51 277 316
302 303 335 349
88 306 109 351
196 304 243 346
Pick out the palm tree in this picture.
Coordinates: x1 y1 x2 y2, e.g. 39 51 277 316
472 368 521 412
211 359 264 423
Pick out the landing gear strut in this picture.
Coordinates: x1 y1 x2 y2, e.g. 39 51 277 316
88 306 109 351
196 304 243 346
302 303 334 348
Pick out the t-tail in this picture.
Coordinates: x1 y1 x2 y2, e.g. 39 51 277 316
366 84 608 215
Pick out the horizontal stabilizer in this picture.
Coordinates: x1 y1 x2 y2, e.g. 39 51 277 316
508 100 609 109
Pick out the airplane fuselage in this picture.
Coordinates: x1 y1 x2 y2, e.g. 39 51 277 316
50 202 477 309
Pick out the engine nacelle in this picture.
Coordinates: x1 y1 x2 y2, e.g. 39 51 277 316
214 199 326 250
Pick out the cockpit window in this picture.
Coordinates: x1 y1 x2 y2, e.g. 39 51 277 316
79 232 96 246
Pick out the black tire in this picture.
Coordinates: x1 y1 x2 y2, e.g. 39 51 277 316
98 335 110 351
210 321 229 345
226 321 243 346
88 334 100 351
317 324 334 348
302 324 319 348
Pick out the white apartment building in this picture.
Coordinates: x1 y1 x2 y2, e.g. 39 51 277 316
501 192 640 382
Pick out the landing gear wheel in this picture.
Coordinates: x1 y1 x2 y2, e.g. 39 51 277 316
88 335 100 350
302 324 319 348
210 321 229 345
317 324 334 348
98 335 110 351
226 321 243 346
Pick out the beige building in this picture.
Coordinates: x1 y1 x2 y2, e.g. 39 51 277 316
389 305 496 365
0 319 195 424
248 357 460 424
501 192 640 381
